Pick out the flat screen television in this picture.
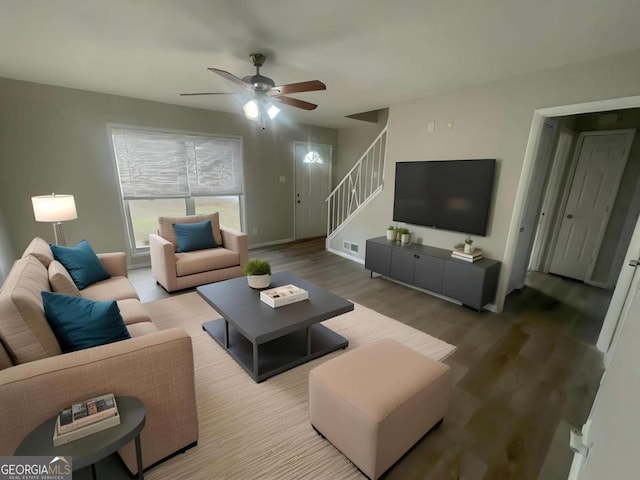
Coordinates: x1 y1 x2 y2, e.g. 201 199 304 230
392 159 496 236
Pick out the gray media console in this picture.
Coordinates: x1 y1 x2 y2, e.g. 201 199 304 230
365 237 500 311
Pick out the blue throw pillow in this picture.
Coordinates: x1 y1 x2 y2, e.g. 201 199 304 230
42 291 131 353
173 220 218 253
50 239 111 289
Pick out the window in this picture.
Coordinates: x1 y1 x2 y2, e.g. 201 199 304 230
303 151 324 164
110 127 244 252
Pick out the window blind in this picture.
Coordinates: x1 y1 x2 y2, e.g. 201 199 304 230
112 128 243 199
188 137 244 196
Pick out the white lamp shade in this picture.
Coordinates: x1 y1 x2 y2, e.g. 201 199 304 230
266 103 280 120
32 194 78 222
242 100 260 121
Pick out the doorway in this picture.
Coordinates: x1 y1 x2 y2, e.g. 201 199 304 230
501 97 640 355
548 130 635 282
293 142 332 239
507 120 559 293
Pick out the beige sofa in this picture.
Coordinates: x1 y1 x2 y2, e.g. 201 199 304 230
0 238 198 475
150 212 248 292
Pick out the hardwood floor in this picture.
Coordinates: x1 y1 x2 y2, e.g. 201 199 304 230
129 238 607 480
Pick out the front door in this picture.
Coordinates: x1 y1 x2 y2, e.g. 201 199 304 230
549 130 634 281
294 142 332 239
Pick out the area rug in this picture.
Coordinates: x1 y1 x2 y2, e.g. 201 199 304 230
143 292 456 480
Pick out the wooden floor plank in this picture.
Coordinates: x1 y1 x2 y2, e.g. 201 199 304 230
129 237 608 479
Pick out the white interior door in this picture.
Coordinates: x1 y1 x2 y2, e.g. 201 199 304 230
597 211 640 355
530 128 576 271
507 121 557 293
294 142 332 239
549 130 635 281
568 256 640 480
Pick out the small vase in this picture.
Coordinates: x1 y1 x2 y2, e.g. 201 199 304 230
386 230 396 241
248 274 271 289
464 243 473 254
401 233 411 245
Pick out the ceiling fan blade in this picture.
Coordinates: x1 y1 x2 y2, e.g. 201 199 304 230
269 80 326 96
271 96 318 111
179 92 241 96
207 68 254 92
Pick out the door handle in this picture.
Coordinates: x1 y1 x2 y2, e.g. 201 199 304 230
567 214 574 219
630 259 640 267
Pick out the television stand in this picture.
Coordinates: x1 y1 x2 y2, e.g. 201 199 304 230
365 237 500 311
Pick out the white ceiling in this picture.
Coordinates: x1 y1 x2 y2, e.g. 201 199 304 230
2 0 640 129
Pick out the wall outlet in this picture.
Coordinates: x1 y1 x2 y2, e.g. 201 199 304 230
252 228 258 235
427 121 435 133
279 176 286 183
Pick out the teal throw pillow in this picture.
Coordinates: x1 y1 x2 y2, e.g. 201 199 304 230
173 220 219 253
50 239 110 289
42 291 131 353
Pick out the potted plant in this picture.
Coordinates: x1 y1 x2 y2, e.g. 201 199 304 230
399 228 411 245
464 236 474 254
386 225 396 241
244 258 271 289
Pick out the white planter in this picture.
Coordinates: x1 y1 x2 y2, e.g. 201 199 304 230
248 274 271 289
401 233 411 245
386 230 396 241
464 243 473 254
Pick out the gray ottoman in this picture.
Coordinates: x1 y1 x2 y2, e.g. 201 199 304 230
309 337 451 479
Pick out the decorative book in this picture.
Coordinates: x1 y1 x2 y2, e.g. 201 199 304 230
451 247 483 262
53 393 120 446
260 284 309 308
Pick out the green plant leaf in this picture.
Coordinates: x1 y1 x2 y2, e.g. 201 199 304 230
243 258 271 276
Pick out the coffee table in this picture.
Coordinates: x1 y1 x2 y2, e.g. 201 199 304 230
197 271 353 382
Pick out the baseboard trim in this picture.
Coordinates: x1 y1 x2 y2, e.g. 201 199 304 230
327 248 365 265
128 261 151 270
249 238 296 249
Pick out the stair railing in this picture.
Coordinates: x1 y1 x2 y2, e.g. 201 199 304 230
326 126 387 238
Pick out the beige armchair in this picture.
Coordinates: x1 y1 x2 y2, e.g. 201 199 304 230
150 212 248 293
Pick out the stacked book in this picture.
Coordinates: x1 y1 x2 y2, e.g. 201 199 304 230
53 394 120 446
260 284 309 308
451 247 483 262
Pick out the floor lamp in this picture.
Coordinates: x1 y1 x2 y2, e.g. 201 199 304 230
31 193 78 246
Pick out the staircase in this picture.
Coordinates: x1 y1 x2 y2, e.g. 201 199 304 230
326 126 387 240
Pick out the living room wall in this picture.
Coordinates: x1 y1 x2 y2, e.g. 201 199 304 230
0 77 337 269
330 48 640 311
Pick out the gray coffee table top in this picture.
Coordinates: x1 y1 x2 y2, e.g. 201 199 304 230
197 271 354 344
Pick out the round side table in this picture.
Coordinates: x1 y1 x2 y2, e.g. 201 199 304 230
15 396 146 480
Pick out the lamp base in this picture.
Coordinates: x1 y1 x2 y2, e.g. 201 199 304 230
52 222 67 246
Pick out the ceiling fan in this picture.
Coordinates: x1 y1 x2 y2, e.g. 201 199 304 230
181 53 326 127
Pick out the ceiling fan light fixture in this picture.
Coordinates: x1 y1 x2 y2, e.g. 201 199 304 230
185 54 326 127
266 103 280 120
243 99 259 121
